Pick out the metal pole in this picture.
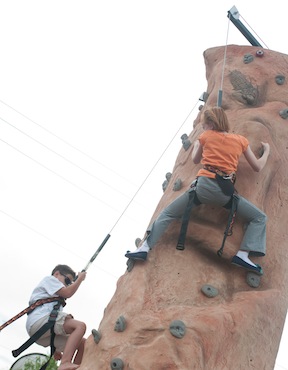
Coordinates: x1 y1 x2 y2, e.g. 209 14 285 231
227 6 262 47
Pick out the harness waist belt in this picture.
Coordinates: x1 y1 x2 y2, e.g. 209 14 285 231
203 165 236 183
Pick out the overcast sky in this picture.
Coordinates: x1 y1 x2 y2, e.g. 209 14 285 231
0 1 287 369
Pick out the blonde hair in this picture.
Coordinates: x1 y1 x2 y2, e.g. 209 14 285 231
204 106 230 132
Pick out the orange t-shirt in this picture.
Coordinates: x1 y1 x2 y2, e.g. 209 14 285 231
196 130 249 178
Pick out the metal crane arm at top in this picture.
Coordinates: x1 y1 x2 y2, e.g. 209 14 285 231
227 6 262 47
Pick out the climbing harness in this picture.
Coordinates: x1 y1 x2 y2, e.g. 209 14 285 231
203 165 236 196
176 180 201 250
203 165 236 184
12 298 65 357
12 299 65 369
176 172 239 256
1 295 67 369
217 193 239 257
0 296 66 332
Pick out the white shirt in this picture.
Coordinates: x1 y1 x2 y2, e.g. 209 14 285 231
26 275 65 333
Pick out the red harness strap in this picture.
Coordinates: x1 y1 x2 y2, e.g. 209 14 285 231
0 297 66 332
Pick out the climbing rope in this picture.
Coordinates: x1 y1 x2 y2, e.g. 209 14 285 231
82 100 200 269
217 14 231 107
240 14 269 49
108 100 200 236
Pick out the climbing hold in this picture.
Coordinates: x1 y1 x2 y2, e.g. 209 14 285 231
135 238 141 247
279 108 288 119
199 92 209 102
114 315 126 332
126 258 135 272
201 284 219 298
243 54 254 64
91 328 101 343
173 178 182 191
181 133 191 151
162 172 172 192
256 49 264 57
275 75 285 85
110 358 124 370
246 272 261 288
169 320 186 338
229 70 258 106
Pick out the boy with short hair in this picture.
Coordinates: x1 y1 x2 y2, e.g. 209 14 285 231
26 264 87 370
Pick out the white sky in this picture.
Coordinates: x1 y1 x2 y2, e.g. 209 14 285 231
0 1 287 369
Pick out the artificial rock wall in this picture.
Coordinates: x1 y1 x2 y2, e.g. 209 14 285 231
79 45 288 370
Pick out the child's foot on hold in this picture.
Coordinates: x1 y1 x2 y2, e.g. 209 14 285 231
231 255 263 275
58 362 79 370
125 251 147 261
125 240 149 260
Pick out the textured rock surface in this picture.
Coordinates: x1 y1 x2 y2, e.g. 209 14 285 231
79 45 288 370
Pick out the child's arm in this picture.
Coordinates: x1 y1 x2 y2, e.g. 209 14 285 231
192 140 203 164
243 142 270 172
56 271 86 299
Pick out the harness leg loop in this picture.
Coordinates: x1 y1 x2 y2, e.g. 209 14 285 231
217 193 239 257
176 188 201 250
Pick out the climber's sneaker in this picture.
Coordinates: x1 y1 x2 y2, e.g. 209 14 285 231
231 255 263 276
125 251 147 261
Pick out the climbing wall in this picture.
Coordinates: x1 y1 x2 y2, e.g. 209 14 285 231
79 45 288 370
